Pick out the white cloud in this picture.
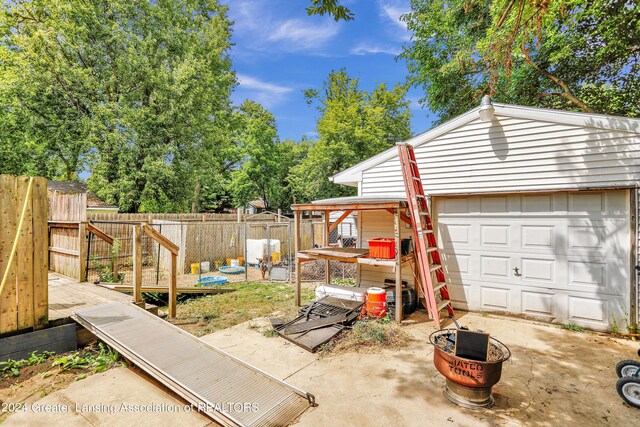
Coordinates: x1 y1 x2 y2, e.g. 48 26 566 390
351 42 401 56
378 0 411 41
406 96 424 110
268 18 340 51
225 1 341 54
237 74 293 96
236 74 294 107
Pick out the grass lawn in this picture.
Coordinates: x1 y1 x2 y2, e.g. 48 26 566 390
166 281 315 336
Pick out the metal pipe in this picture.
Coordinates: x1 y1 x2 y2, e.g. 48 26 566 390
244 222 248 282
636 187 639 326
267 224 271 282
156 224 162 286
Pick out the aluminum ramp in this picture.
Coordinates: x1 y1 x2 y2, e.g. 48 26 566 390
72 302 314 427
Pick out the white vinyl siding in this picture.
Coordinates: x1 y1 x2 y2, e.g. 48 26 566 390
357 210 415 289
435 190 630 331
360 115 640 196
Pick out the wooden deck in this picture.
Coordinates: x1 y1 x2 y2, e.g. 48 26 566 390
48 272 132 321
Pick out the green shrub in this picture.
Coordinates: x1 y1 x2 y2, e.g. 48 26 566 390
0 351 55 377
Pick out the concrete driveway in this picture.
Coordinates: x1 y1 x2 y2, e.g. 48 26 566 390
5 311 640 426
203 312 640 426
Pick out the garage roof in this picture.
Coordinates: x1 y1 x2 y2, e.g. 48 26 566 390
331 103 640 190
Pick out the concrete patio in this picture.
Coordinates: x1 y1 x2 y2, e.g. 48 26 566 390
5 311 640 426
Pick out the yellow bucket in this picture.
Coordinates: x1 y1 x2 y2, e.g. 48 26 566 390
191 263 200 274
272 252 280 263
238 257 245 266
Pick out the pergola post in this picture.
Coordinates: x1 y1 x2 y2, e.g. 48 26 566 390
132 224 142 304
394 208 403 322
294 210 301 306
324 211 330 284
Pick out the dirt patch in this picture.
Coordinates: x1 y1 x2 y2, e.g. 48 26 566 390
0 357 91 423
0 343 125 422
319 320 414 356
167 281 315 336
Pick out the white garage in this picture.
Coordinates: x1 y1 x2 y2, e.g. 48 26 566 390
331 101 640 331
436 191 630 330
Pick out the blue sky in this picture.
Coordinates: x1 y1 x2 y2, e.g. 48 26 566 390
221 0 436 141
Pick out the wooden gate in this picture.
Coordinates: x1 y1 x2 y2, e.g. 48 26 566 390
0 175 48 334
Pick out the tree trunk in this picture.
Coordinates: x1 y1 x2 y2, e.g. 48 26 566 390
191 180 201 213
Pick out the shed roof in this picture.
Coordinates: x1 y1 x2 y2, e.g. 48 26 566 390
47 180 87 194
292 195 407 212
47 180 118 209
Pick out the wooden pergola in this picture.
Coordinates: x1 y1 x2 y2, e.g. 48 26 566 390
291 196 414 321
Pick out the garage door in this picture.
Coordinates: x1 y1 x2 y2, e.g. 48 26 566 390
435 191 630 331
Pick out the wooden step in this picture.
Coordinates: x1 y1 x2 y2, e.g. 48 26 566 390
437 299 451 312
433 282 446 292
429 263 442 272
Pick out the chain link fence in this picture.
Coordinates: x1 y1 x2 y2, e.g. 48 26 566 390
86 218 356 288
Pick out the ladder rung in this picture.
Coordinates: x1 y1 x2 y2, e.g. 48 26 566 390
426 247 438 253
409 159 417 164
433 282 446 292
419 211 430 216
423 229 433 234
437 299 451 312
412 177 421 181
429 263 442 272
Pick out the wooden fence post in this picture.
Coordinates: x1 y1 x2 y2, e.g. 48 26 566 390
1 175 18 334
78 222 88 282
132 224 142 303
294 210 301 306
169 253 177 318
32 177 48 327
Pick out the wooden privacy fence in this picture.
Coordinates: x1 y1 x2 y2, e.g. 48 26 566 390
88 212 280 222
0 175 48 334
48 189 86 280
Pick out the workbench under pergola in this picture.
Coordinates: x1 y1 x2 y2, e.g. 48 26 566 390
291 196 417 321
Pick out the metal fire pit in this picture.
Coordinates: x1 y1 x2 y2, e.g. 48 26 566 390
429 329 511 409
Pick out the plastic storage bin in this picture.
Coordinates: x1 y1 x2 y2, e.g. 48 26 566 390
368 238 396 259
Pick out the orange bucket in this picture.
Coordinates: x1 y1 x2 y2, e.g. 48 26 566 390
366 287 387 318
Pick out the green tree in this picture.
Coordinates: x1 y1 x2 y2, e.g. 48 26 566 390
230 101 309 213
0 0 236 212
230 100 280 211
290 69 411 202
306 0 354 21
402 0 640 122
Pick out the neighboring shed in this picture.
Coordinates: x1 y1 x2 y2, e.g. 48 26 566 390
47 181 119 215
331 102 640 331
246 199 267 215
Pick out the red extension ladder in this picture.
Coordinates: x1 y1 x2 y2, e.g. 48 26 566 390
397 142 454 329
